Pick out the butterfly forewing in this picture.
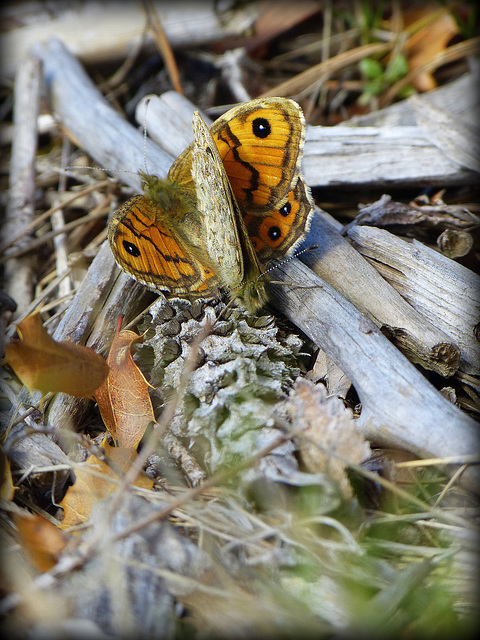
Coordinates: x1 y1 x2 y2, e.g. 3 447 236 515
210 98 306 214
108 195 219 298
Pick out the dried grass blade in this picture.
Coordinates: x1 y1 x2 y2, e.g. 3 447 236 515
259 41 392 98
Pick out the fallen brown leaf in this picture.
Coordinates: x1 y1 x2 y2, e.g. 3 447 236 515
59 442 154 530
403 6 460 91
95 329 154 449
15 512 68 572
4 312 109 399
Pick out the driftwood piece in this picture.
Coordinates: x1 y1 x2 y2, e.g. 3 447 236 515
3 55 41 316
302 123 477 188
408 94 480 174
301 212 461 377
139 92 461 378
268 259 480 494
346 225 480 378
0 54 71 486
137 92 199 158
302 66 479 188
30 39 479 492
1 0 260 79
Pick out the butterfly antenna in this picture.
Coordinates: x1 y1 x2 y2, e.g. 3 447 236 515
142 97 151 176
64 164 136 177
257 244 319 281
65 99 154 178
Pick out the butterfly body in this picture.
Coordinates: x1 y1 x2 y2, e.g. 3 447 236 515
108 97 313 313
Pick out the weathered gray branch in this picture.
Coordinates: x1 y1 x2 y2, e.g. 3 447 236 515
1 0 260 79
268 259 480 494
301 122 477 188
346 225 480 378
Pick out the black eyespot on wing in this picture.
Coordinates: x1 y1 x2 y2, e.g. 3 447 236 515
279 202 291 217
252 117 271 139
268 226 282 241
123 240 141 257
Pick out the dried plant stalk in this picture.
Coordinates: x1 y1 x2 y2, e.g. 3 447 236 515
3 55 41 315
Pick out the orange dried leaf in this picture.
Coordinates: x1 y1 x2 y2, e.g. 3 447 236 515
4 312 109 399
15 512 67 572
403 9 460 91
1 451 15 501
59 442 153 530
95 330 154 449
94 376 116 439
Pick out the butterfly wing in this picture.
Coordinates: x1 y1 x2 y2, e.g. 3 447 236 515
108 194 219 298
209 98 307 211
190 113 244 288
168 98 313 268
190 112 267 312
242 179 313 263
209 98 314 262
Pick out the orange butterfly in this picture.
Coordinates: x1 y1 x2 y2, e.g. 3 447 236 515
108 98 313 313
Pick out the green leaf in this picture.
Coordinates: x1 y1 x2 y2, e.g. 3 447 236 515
359 57 383 79
385 54 409 82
